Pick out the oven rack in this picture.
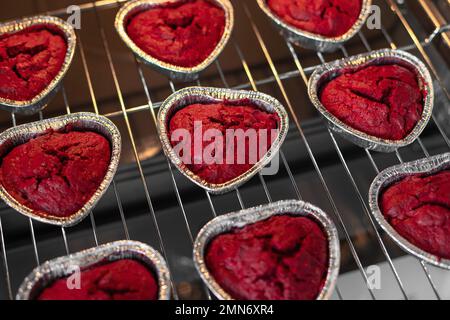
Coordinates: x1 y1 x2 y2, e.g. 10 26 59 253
0 0 449 300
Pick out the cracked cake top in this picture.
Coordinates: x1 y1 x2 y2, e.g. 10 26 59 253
168 101 280 185
126 0 226 68
0 128 111 218
319 64 424 141
267 0 362 37
38 259 158 300
205 215 329 300
381 170 450 259
0 26 67 101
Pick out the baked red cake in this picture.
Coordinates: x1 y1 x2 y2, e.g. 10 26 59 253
206 215 329 300
320 64 424 140
126 0 225 68
38 259 158 300
168 101 279 184
267 0 362 37
0 128 111 218
381 170 450 259
0 26 67 101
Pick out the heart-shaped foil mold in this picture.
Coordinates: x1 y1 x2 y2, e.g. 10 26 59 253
0 112 121 227
16 240 171 300
193 200 340 300
157 86 289 194
369 152 450 269
257 0 372 52
308 49 434 152
0 16 76 114
115 0 234 81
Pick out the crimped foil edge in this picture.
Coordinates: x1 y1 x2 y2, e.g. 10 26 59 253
193 199 340 300
157 86 289 194
257 0 372 52
0 112 121 227
16 240 171 300
308 49 434 152
115 0 234 81
368 153 450 269
0 16 77 114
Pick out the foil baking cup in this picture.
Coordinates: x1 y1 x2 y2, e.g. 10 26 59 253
115 0 234 81
16 240 171 300
193 200 341 300
369 152 450 269
0 16 76 114
257 0 372 52
0 112 121 227
157 86 289 194
308 49 434 152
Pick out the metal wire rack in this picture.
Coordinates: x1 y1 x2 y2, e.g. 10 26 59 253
0 0 449 300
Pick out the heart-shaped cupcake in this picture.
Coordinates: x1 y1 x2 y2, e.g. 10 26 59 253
115 0 234 81
369 153 450 269
257 0 372 52
308 49 434 152
17 240 171 300
0 16 76 114
157 87 289 194
0 112 121 227
193 200 340 300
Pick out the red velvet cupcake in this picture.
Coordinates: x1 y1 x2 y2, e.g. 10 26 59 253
205 215 329 300
0 26 67 101
168 101 279 184
320 64 424 140
38 259 158 300
267 0 362 37
0 128 111 218
126 0 226 68
380 170 450 259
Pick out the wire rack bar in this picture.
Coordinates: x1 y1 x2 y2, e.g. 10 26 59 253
72 29 130 243
214 57 303 204
313 46 409 298
0 0 449 301
377 9 450 298
91 3 187 298
10 113 41 268
241 1 377 299
359 28 447 299
385 0 450 100
320 17 447 299
294 1 449 298
216 48 345 298
59 86 101 246
241 0 449 299
98 38 443 120
0 217 12 299
167 81 213 299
